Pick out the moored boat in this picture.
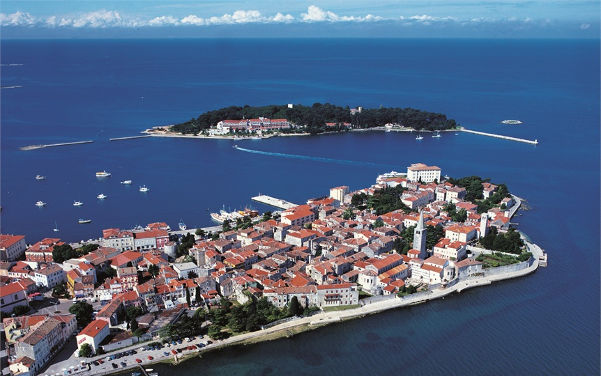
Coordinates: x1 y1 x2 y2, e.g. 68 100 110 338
35 174 46 180
96 170 111 177
78 218 92 224
139 185 149 192
73 201 84 207
97 193 107 199
178 220 187 231
35 201 46 207
121 180 132 185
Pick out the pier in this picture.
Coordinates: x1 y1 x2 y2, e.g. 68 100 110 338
252 195 298 209
20 140 94 151
461 128 538 145
109 135 151 141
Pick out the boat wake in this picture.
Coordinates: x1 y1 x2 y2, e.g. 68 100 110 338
233 145 395 168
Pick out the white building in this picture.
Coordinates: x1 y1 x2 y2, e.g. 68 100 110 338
445 225 478 243
76 319 110 354
0 234 27 261
433 239 467 261
102 229 134 252
173 262 200 279
329 186 349 203
316 283 359 307
407 163 442 183
33 264 66 288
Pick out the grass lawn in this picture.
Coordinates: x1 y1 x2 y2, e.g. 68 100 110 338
476 252 519 268
322 304 361 312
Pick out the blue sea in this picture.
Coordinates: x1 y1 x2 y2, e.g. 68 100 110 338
1 39 599 375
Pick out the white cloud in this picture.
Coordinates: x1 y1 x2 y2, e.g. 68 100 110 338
148 16 180 26
180 15 205 26
300 5 382 22
46 10 134 28
0 11 36 26
271 12 295 23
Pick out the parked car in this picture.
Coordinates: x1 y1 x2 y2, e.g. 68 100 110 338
135 359 142 363
147 356 154 360
121 362 127 367
111 363 118 369
163 352 170 356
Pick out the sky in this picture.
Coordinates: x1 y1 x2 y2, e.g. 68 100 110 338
0 1 599 38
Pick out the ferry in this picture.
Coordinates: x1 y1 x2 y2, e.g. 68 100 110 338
121 180 132 185
73 201 83 207
78 219 92 224
210 208 258 223
432 131 441 138
96 170 111 178
178 220 187 231
35 175 46 180
415 134 423 140
35 201 46 207
139 185 149 192
97 193 107 200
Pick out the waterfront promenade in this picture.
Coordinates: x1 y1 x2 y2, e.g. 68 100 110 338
461 128 539 145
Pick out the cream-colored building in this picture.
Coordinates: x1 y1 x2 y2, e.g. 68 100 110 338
329 186 349 203
76 319 110 354
407 163 442 183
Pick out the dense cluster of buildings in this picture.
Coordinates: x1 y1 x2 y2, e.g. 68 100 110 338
1 162 518 375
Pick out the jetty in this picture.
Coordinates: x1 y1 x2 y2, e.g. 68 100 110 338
461 128 538 145
109 135 151 141
20 140 94 151
252 195 298 209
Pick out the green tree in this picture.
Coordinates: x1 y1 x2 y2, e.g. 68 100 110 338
195 228 206 237
12 305 30 316
148 264 159 278
262 211 272 221
130 318 139 332
222 220 232 232
185 287 191 307
52 283 70 298
288 296 302 317
373 218 385 228
78 343 93 358
342 207 355 220
126 306 143 321
69 301 94 327
52 244 77 263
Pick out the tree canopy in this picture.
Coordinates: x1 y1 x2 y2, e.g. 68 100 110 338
171 103 459 134
69 301 94 327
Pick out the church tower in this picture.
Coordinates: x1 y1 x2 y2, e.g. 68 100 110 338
479 213 488 238
413 211 427 258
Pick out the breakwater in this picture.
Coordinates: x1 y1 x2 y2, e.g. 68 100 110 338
20 140 94 151
461 128 539 144
252 194 298 209
109 135 152 141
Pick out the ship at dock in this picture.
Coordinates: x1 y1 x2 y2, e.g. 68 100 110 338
210 208 259 223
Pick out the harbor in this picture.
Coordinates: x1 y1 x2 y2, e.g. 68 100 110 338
251 194 298 209
19 140 94 151
461 128 539 144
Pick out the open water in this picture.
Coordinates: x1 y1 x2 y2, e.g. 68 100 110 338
1 39 599 375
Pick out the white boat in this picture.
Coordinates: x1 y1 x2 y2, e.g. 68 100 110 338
210 212 224 223
78 218 92 224
415 134 423 140
97 193 107 199
73 201 83 207
501 119 523 125
139 185 149 192
121 180 132 185
35 175 46 180
178 220 187 231
35 201 46 207
53 221 59 232
96 170 111 177
432 131 441 138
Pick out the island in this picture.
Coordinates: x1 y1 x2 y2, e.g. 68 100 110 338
2 163 547 376
144 103 459 138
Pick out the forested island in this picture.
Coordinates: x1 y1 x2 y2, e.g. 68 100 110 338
168 103 459 135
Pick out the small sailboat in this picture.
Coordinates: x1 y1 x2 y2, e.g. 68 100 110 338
121 180 132 185
53 221 60 232
139 185 149 192
432 131 441 138
35 175 46 180
35 200 46 207
73 201 83 207
78 218 92 224
415 134 423 140
178 219 187 231
97 193 107 200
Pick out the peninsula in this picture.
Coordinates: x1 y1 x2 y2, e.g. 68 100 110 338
2 163 547 376
144 103 459 138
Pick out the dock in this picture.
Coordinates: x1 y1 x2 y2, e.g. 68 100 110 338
252 195 298 209
461 128 538 145
20 140 94 151
109 135 151 141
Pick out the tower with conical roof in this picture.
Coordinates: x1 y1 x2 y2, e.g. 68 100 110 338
413 211 427 257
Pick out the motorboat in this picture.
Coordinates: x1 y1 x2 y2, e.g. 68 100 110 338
96 170 111 177
501 119 523 125
139 185 149 192
415 134 423 140
78 219 92 224
35 201 46 207
432 131 441 138
35 175 46 180
178 220 187 231
97 193 107 199
121 180 132 185
73 201 84 207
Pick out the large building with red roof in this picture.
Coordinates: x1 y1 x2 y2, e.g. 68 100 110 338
76 319 110 354
0 234 27 261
